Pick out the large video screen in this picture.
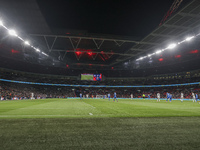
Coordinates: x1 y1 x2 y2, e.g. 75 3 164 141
81 74 93 81
81 74 102 81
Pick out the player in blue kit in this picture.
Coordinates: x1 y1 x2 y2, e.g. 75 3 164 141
166 92 170 102
195 93 198 102
169 94 172 103
108 93 110 101
113 92 118 102
148 94 150 100
80 93 83 100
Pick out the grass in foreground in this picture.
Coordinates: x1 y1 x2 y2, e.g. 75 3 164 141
1 117 200 150
0 99 200 149
0 98 199 118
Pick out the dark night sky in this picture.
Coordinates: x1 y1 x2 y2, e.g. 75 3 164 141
37 0 180 38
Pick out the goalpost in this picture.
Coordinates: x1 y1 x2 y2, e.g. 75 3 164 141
96 95 107 99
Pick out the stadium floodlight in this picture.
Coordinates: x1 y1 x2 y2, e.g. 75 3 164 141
185 36 194 41
0 20 3 26
35 48 40 52
156 50 162 54
24 41 30 45
42 52 48 56
148 54 151 57
8 29 17 36
17 36 24 41
167 43 177 49
139 57 143 60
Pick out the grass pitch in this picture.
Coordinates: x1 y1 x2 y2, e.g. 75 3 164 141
0 99 200 149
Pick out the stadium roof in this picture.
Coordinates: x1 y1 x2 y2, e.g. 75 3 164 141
113 0 200 66
0 0 200 70
30 0 200 68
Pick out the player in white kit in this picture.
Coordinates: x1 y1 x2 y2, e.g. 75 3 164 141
192 92 195 102
31 93 34 100
131 94 133 100
181 92 184 102
157 93 160 102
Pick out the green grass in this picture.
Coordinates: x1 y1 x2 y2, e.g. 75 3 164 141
0 99 199 118
0 99 200 149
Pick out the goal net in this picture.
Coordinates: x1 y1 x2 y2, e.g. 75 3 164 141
96 95 107 99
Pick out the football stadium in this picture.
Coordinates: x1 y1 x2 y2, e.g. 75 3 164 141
1 0 200 149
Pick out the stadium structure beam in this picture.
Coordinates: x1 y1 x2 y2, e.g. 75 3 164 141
179 12 200 18
51 49 137 56
72 63 110 66
114 40 125 47
162 24 189 30
44 36 57 53
93 39 105 49
30 34 159 45
130 48 145 51
151 33 176 38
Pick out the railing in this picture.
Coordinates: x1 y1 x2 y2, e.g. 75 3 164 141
0 78 199 88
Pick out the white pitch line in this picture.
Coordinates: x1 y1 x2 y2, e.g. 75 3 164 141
82 101 96 109
0 114 107 117
20 108 69 109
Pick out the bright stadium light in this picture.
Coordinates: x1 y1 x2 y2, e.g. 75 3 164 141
24 41 30 45
17 36 24 41
0 20 3 26
35 48 40 52
167 43 177 49
42 52 48 56
135 32 200 61
185 36 194 41
156 50 162 54
8 29 17 36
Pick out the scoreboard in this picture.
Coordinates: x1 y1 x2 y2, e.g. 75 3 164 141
93 74 102 81
81 74 102 81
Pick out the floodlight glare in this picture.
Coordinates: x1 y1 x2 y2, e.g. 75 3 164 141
148 54 151 57
167 43 177 49
0 20 3 26
42 52 48 56
8 29 17 36
156 50 162 54
185 36 194 41
24 41 30 45
139 57 143 60
35 49 40 52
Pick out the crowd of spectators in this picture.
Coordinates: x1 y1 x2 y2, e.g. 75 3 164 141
0 81 199 100
0 82 75 100
0 68 200 100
